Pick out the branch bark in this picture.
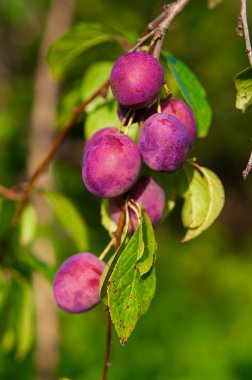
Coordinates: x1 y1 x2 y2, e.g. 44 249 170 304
238 0 252 66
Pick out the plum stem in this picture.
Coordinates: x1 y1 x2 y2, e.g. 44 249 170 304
99 237 116 261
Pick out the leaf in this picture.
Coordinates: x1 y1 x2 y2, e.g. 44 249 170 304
234 67 252 112
15 280 34 360
100 199 117 237
47 23 123 78
162 51 212 137
182 165 225 242
81 61 114 112
19 204 37 246
43 191 89 251
17 248 54 282
136 211 157 276
85 99 119 140
107 223 156 343
181 165 209 229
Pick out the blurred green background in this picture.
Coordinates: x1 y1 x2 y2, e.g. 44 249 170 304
1 0 252 379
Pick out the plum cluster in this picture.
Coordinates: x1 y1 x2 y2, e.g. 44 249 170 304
53 51 197 314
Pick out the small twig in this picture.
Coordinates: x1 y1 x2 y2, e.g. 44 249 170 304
238 0 252 66
11 79 110 226
99 237 116 261
242 150 252 180
100 307 112 380
153 0 191 59
0 185 24 201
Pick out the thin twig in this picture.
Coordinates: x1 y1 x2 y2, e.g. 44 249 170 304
11 79 110 226
0 185 24 201
153 0 191 59
100 307 112 380
238 0 252 66
242 150 252 180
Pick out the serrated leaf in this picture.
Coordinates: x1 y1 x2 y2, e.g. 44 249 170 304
85 99 119 140
107 224 156 343
234 67 252 112
15 280 34 360
43 191 89 251
19 204 37 246
136 211 157 276
162 51 212 137
181 165 209 229
47 23 123 78
182 166 225 242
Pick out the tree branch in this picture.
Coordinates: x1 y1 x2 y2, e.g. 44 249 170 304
238 0 252 66
100 307 112 380
11 79 110 226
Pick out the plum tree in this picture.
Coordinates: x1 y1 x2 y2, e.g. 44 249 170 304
110 51 164 108
82 133 142 198
53 253 106 313
109 176 166 233
138 113 190 172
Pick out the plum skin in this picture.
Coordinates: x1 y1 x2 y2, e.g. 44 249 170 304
138 113 190 172
110 51 164 109
82 134 142 198
53 253 106 313
109 176 166 233
83 127 117 161
159 98 196 145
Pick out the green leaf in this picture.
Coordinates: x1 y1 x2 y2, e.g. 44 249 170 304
182 165 225 242
43 190 89 251
162 51 212 137
136 211 157 276
85 99 119 140
81 61 114 112
107 223 156 343
19 204 37 246
15 280 34 360
17 248 54 282
181 165 209 229
234 67 252 112
100 199 117 237
47 23 123 78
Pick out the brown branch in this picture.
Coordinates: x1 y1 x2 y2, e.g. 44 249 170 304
238 0 252 66
152 0 191 59
242 150 252 180
100 307 112 380
0 185 24 201
11 79 110 226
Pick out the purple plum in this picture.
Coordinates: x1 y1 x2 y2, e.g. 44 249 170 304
160 98 196 145
83 127 117 161
53 253 106 313
138 113 190 172
82 134 142 198
110 51 164 109
109 176 166 233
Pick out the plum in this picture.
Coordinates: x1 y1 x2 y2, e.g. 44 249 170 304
159 98 196 145
138 113 190 172
109 176 166 233
53 253 106 313
82 133 142 198
110 51 164 109
83 127 117 161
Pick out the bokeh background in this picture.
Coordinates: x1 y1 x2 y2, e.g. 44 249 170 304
1 0 252 379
